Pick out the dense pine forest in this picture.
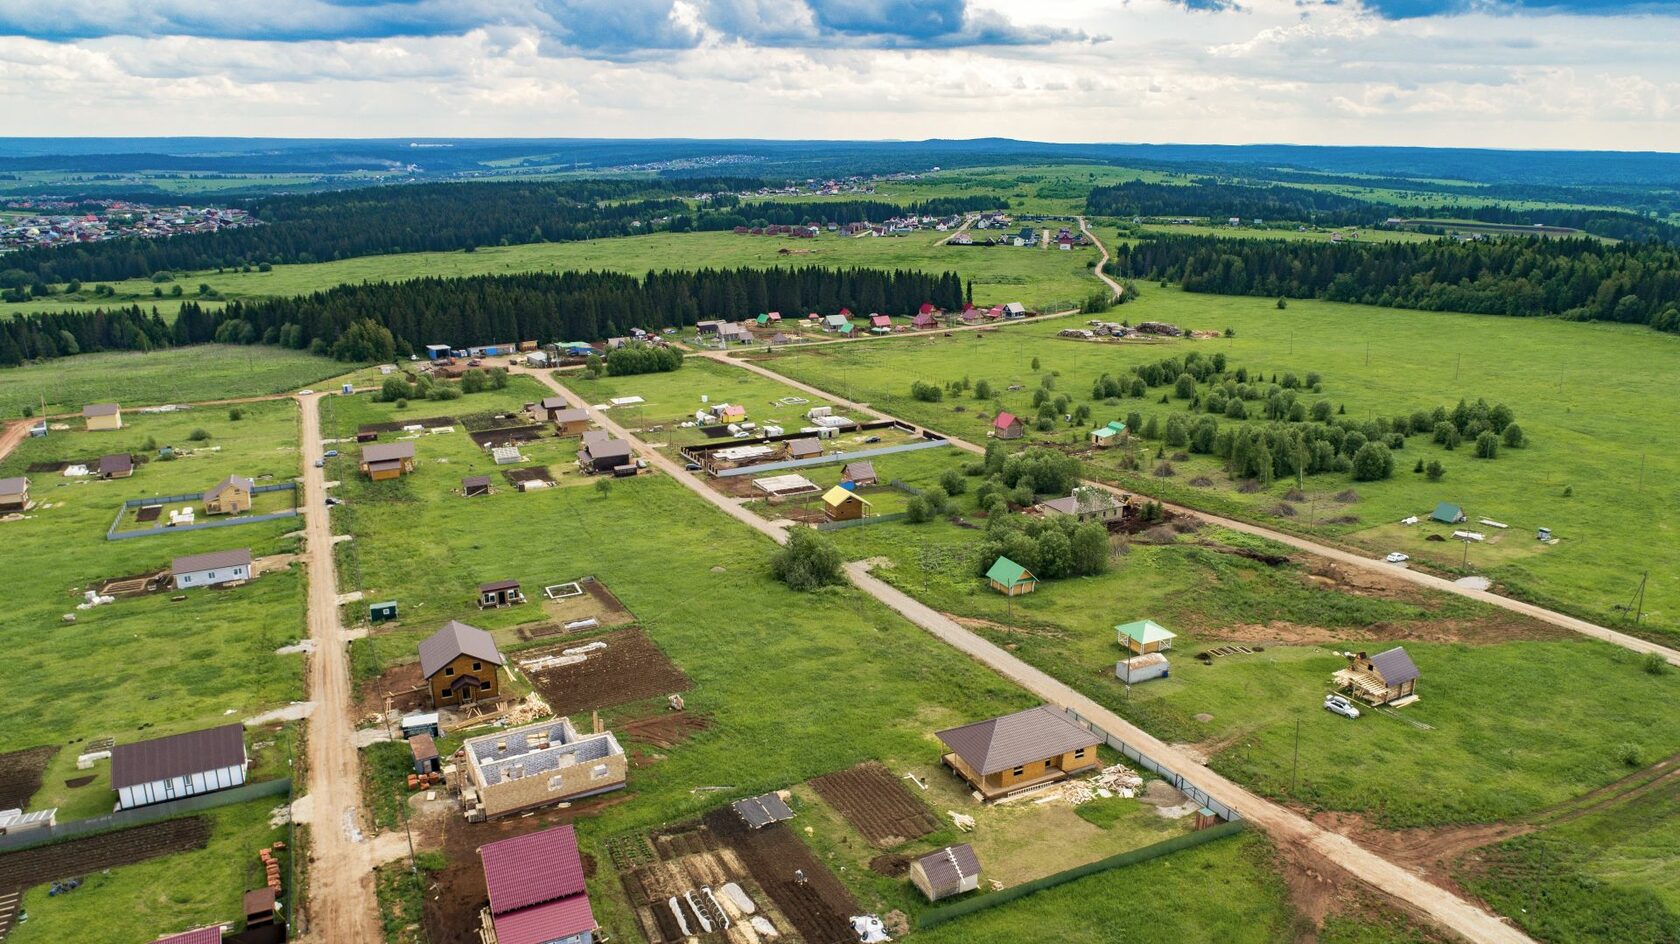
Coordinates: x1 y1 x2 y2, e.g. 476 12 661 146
1108 234 1680 331
0 266 965 365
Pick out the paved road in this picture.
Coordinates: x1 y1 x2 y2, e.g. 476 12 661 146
707 352 1680 668
295 392 383 943
522 365 1530 942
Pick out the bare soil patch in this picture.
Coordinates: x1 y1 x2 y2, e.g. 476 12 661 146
500 465 553 486
353 660 426 722
358 417 456 436
469 425 546 448
703 806 860 944
0 746 56 810
621 712 712 750
868 853 910 877
63 775 94 789
613 821 806 944
0 816 210 889
524 627 690 715
809 762 939 848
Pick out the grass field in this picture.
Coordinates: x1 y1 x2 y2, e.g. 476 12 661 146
758 286 1680 637
566 357 840 446
0 345 352 415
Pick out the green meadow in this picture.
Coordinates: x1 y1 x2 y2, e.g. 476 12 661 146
0 345 352 415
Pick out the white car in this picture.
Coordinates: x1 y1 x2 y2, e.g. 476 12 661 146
1384 552 1410 564
1324 694 1361 719
297 389 314 396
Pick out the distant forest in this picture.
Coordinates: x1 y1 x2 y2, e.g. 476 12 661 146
0 266 966 366
1109 234 1680 332
1086 180 1680 244
688 196 1007 231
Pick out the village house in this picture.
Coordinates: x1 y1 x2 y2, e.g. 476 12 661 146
171 548 254 590
1431 502 1466 524
360 442 416 480
936 706 1101 800
912 311 939 329
478 579 526 609
478 825 599 944
1116 619 1176 655
82 402 122 431
985 557 1038 596
840 460 877 487
822 485 871 522
530 397 569 422
1003 302 1028 318
1089 420 1127 448
787 437 824 460
1037 487 1126 524
111 723 248 810
462 718 627 819
823 313 851 332
419 619 506 708
202 475 252 515
0 476 30 511
910 844 982 902
98 453 135 479
1335 647 1421 706
870 314 893 331
991 411 1025 440
577 436 633 474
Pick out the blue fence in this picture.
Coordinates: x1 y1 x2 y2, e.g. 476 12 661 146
714 437 952 478
107 482 300 541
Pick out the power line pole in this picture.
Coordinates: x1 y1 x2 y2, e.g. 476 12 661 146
1290 718 1301 796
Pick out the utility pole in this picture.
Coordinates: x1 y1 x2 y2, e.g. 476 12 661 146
1290 718 1301 796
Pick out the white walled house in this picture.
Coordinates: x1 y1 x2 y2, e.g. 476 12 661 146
171 548 254 590
111 724 248 810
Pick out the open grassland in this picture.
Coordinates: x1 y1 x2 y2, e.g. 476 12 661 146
565 357 839 446
758 287 1680 637
0 399 307 793
1130 222 1437 244
858 163 1178 217
0 345 351 415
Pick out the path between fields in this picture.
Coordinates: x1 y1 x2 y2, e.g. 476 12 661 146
1079 215 1125 299
703 351 1680 669
514 366 1530 944
932 213 976 246
294 392 384 944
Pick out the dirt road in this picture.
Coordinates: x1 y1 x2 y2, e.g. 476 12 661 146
518 366 1531 943
707 352 1679 668
294 392 383 943
0 420 27 466
1079 215 1125 299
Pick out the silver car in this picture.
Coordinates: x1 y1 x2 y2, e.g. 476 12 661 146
1323 694 1361 719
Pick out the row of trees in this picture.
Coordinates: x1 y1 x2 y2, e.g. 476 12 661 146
689 196 1006 231
1109 234 1680 332
603 344 684 376
0 266 966 367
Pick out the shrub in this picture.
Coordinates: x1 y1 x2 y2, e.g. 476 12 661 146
910 381 943 402
771 529 844 590
973 379 993 400
1275 297 1288 309
1425 459 1445 480
1474 431 1499 459
1351 442 1394 481
227 407 244 421
187 428 210 442
905 495 935 523
1501 423 1525 448
1616 742 1643 767
939 469 967 495
1643 652 1670 676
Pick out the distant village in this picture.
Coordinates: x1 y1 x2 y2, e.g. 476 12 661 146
0 199 259 253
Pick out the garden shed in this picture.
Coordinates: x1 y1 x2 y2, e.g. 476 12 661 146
985 557 1038 596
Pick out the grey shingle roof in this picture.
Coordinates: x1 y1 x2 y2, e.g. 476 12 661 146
418 620 505 680
935 706 1100 775
111 724 245 788
362 442 415 463
82 402 120 417
1369 647 1420 686
0 476 27 493
98 454 133 475
916 843 980 891
206 474 252 499
171 547 253 574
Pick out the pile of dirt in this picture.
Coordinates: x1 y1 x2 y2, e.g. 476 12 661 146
1283 488 1307 501
1327 514 1361 525
1153 462 1175 477
1334 490 1361 503
868 853 910 877
1271 503 1298 517
1189 476 1214 487
1236 479 1263 494
63 775 95 789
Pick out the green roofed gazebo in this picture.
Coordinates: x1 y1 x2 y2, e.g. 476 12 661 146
1116 619 1175 655
756 314 770 325
985 557 1038 597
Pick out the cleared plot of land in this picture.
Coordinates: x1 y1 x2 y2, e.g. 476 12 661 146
566 356 838 446
0 345 349 414
524 627 691 715
808 762 939 848
761 286 1680 638
0 747 55 811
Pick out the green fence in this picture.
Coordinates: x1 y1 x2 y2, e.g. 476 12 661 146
0 778 292 853
917 819 1246 929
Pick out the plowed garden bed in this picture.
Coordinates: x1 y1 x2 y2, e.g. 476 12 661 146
0 816 211 889
809 762 939 848
0 746 56 811
524 628 690 715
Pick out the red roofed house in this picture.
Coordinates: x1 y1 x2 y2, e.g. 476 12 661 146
912 312 938 329
992 412 1024 440
870 314 893 329
918 302 938 315
479 825 598 944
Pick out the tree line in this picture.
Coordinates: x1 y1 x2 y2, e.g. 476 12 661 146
686 196 1008 231
1107 234 1680 332
0 266 965 367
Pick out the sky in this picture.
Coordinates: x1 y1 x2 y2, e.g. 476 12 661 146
1 0 1677 150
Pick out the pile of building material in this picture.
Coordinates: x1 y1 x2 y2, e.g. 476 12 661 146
1090 763 1144 798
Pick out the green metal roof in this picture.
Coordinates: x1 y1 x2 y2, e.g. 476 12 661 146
985 557 1034 587
1431 502 1464 523
1090 427 1117 439
1107 420 1127 432
1116 620 1176 644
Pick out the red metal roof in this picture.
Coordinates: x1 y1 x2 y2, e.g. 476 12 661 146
993 412 1018 430
492 894 597 944
152 926 223 944
480 825 586 914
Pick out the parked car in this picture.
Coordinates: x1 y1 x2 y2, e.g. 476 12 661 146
1384 552 1409 564
864 436 882 444
323 449 339 458
297 389 314 396
1323 694 1361 719
314 458 324 468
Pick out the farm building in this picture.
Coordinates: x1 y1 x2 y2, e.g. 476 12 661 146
991 412 1024 440
985 557 1037 596
823 314 850 331
244 887 278 929
202 475 252 515
111 723 248 810
840 460 878 486
410 734 441 775
462 718 627 819
1089 420 1127 448
1003 302 1028 318
752 473 821 497
360 442 416 480
462 475 492 497
83 402 122 431
171 548 254 590
936 706 1101 800
478 825 598 944
822 486 872 521
419 619 506 708
910 844 982 902
151 928 224 944
1335 647 1421 706
1037 487 1125 524
98 453 135 479
577 437 632 474
478 579 526 609
696 319 723 336
1116 653 1170 684
1431 502 1466 524
0 476 31 511
530 397 569 422
870 314 893 330
0 808 55 836
551 408 591 437
787 437 824 460
1117 619 1175 655
912 312 938 329
370 600 399 622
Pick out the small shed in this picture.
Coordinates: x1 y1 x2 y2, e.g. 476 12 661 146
1116 619 1175 655
83 402 122 431
478 579 525 608
1089 420 1127 448
840 460 877 487
1335 647 1421 706
992 412 1024 440
551 408 591 437
409 734 441 774
243 887 277 928
0 476 31 511
1116 652 1170 684
985 557 1037 596
910 844 981 902
400 713 441 738
462 475 492 498
822 486 871 522
1431 502 1466 524
786 438 823 460
369 600 398 623
98 453 135 479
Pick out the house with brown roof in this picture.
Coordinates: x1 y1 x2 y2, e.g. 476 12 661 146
786 437 823 460
112 723 248 810
551 408 592 437
936 706 1101 800
0 476 31 511
98 453 134 480
477 824 599 943
1335 647 1421 706
171 548 254 589
360 441 416 480
464 719 626 820
577 437 632 474
83 402 122 431
840 460 877 486
530 396 570 423
910 844 982 901
992 412 1024 440
419 619 506 708
202 475 252 515
478 579 525 609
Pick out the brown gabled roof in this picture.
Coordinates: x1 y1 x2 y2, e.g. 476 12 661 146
916 843 981 889
539 397 568 410
581 429 610 446
418 619 505 679
551 408 590 424
362 442 415 464
171 547 253 575
409 734 440 762
112 724 246 788
98 454 133 475
787 438 822 458
935 706 1100 775
1369 647 1421 686
0 476 28 493
463 475 492 489
841 460 876 482
82 402 120 417
206 474 252 498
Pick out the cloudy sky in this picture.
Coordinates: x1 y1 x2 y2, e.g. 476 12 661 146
1 0 1677 150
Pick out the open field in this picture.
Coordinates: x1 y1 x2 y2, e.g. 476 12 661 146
566 356 839 447
757 286 1680 637
0 345 352 415
1131 221 1438 244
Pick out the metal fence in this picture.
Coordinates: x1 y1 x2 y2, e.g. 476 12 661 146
0 778 292 853
714 437 952 478
814 511 910 531
107 482 300 540
1061 707 1242 822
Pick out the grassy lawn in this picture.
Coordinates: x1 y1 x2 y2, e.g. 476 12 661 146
758 286 1680 638
566 357 840 446
0 345 352 415
0 398 307 799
